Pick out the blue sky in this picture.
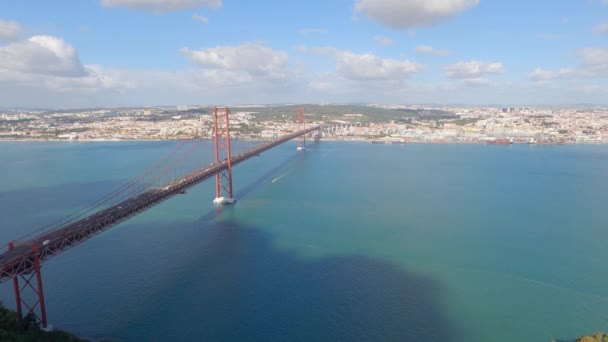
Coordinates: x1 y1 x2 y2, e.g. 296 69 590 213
0 0 607 108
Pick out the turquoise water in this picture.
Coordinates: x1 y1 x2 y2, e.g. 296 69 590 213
1 141 608 341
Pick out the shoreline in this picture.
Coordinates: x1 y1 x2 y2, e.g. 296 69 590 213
0 137 606 145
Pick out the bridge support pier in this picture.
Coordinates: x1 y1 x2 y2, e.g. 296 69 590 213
296 107 306 151
213 107 235 205
8 242 49 330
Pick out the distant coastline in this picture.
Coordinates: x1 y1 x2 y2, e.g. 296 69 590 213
1 137 606 145
2 104 607 146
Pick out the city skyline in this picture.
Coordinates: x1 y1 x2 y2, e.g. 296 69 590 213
1 0 608 108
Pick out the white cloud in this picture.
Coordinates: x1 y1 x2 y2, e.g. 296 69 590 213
299 28 329 35
1 27 605 107
100 0 222 13
180 42 290 80
529 48 608 82
294 46 424 80
293 45 308 53
579 48 608 76
0 62 302 108
445 61 505 78
294 45 341 56
0 35 87 77
354 0 479 29
0 63 135 109
373 35 394 46
2 62 608 108
415 45 451 56
309 46 339 56
192 13 209 24
39 65 132 92
336 51 424 80
460 78 494 87
0 29 134 107
593 22 608 35
529 68 577 81
0 19 22 42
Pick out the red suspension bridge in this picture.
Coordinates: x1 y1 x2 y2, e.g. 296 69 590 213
0 107 319 329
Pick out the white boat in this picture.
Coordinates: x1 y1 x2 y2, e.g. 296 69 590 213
297 146 306 151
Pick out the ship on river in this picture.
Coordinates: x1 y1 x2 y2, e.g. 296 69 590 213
370 139 406 145
487 138 513 145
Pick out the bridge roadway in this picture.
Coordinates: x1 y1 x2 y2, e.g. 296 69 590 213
0 126 320 282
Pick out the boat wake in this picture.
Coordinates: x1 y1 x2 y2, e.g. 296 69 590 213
271 169 293 183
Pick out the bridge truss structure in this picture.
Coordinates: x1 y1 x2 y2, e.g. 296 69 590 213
0 107 320 329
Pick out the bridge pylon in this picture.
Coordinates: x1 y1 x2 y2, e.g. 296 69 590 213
297 107 306 151
213 107 235 205
8 242 49 330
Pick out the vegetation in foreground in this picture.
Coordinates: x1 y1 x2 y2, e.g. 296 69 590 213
552 332 608 342
2 299 607 341
575 333 608 342
0 303 87 342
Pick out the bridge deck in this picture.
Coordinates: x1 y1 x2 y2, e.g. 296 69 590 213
0 126 320 282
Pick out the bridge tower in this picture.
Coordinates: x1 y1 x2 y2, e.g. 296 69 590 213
297 107 306 151
8 242 49 329
213 107 235 205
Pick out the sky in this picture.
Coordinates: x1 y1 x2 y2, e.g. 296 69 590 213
0 0 607 108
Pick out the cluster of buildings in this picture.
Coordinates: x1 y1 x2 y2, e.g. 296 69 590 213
324 106 608 144
1 105 607 144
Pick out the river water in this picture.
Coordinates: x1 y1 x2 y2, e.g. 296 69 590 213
0 141 607 341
